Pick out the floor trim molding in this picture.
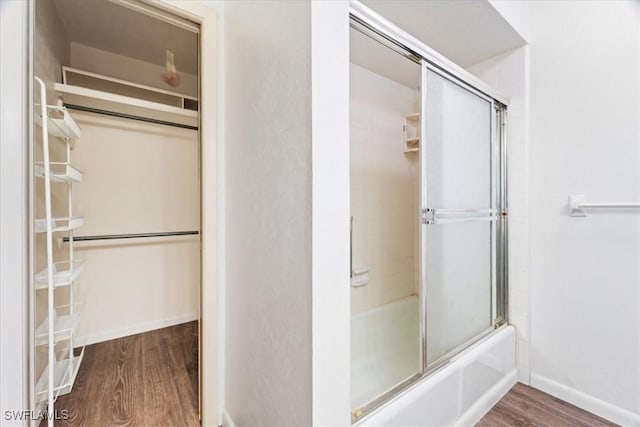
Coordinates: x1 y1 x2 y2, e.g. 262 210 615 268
531 373 640 427
75 313 198 347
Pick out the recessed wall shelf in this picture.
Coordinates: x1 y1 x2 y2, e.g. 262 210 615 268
35 163 83 183
35 259 85 290
404 113 419 152
35 217 84 233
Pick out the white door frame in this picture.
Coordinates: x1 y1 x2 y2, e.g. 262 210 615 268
2 1 220 425
155 2 220 425
0 2 30 426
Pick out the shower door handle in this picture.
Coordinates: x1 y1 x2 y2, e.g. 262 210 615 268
422 208 498 225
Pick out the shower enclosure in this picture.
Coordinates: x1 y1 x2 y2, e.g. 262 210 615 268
350 10 508 421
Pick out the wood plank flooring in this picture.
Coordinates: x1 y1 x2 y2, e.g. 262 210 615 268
477 383 619 427
53 322 199 427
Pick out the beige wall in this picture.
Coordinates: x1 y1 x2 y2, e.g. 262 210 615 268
69 111 200 344
350 63 420 315
35 0 70 100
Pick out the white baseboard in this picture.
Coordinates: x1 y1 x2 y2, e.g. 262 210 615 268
75 313 198 347
531 373 640 427
222 409 237 427
454 369 518 427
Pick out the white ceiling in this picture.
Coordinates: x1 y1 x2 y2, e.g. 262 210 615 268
353 0 526 87
53 0 198 75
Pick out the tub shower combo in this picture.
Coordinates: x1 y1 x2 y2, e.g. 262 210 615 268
349 4 513 425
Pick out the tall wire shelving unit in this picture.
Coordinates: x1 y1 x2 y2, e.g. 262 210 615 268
33 76 85 426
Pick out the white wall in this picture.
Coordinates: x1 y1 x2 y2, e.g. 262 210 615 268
467 45 531 385
311 2 351 425
350 63 420 315
223 1 312 425
527 2 640 424
481 2 640 424
0 1 29 424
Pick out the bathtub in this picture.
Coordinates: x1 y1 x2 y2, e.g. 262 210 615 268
352 296 517 426
351 296 421 409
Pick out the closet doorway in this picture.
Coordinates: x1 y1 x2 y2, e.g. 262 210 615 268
31 1 217 425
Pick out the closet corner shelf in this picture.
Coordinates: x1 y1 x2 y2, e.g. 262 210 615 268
35 163 83 183
35 217 84 233
35 259 85 290
404 138 420 152
405 113 419 122
34 348 85 403
35 105 82 140
404 113 420 152
34 309 83 346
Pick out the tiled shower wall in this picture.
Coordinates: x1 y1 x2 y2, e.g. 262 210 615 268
350 63 420 315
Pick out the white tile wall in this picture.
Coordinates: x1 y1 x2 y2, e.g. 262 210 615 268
467 45 531 384
350 63 420 315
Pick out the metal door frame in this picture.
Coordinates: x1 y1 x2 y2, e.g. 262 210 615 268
349 1 509 421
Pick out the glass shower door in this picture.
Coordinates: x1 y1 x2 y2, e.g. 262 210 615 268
421 65 499 366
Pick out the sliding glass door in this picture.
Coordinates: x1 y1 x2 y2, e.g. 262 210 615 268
348 16 508 420
420 63 506 367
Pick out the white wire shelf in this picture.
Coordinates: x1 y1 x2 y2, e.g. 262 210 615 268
34 163 83 183
35 260 85 290
35 217 84 233
35 105 82 140
34 304 84 346
34 348 85 403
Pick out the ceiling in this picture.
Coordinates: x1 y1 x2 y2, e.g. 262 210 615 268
53 0 198 75
353 0 526 87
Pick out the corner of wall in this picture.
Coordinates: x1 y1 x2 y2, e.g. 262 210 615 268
311 1 351 425
487 0 531 44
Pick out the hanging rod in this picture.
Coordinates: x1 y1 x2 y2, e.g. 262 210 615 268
61 230 199 242
63 103 199 131
569 194 640 217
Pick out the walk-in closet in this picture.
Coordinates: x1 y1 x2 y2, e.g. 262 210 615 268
32 0 201 424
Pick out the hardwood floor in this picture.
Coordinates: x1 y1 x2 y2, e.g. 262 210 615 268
477 383 619 427
53 322 199 427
